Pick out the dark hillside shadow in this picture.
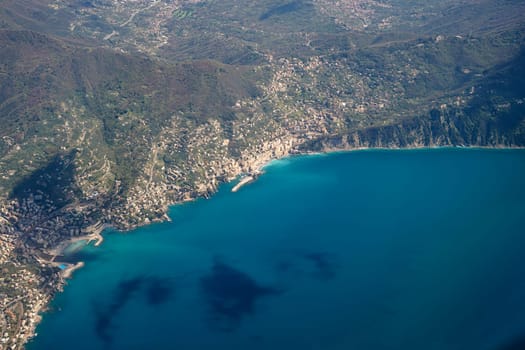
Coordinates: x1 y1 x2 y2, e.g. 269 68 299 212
9 150 80 209
302 252 340 281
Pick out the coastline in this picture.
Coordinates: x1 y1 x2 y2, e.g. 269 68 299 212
300 144 525 157
231 174 259 192
23 144 525 349
60 262 85 280
28 145 525 349
46 223 106 258
260 144 525 175
280 144 525 163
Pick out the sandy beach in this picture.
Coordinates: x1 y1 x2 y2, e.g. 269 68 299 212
46 223 106 258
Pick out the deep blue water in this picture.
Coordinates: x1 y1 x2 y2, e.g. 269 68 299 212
28 149 525 350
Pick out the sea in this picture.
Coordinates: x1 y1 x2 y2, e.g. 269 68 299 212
28 148 525 350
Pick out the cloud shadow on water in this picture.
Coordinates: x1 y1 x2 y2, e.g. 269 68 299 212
302 252 339 280
200 259 282 332
493 333 525 350
92 275 175 346
93 276 144 345
145 277 174 306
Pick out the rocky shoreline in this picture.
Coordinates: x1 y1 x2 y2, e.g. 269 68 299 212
1 138 524 349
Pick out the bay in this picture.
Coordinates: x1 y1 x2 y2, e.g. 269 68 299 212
28 148 525 350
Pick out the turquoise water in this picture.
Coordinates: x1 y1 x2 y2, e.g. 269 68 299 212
29 149 525 350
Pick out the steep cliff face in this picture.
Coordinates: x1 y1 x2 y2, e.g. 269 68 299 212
301 104 525 152
299 49 525 152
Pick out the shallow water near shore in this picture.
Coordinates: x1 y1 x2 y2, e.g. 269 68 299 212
28 148 525 350
62 240 88 255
